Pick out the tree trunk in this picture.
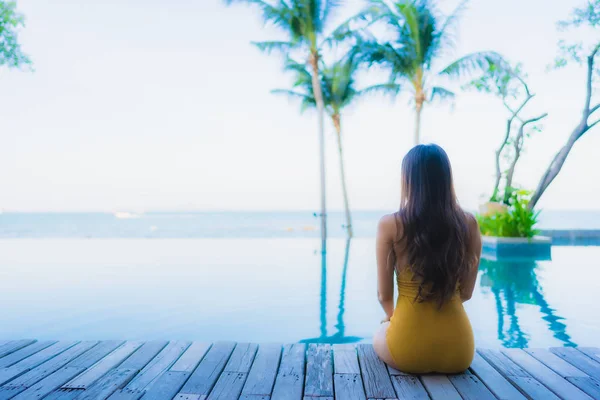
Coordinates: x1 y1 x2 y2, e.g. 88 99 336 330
503 112 547 204
529 44 600 209
503 138 521 204
310 51 327 242
333 114 353 238
414 101 423 146
491 122 511 202
491 94 534 201
413 72 425 146
529 123 585 209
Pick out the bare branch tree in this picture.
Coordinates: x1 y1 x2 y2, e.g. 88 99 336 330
529 32 600 208
504 113 548 203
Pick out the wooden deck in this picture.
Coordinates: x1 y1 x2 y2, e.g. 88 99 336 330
0 340 598 399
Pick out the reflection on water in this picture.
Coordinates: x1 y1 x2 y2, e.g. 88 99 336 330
298 239 578 346
300 239 362 344
479 258 576 347
1 239 597 346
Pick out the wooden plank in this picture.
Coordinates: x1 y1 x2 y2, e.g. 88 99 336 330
304 344 333 397
551 347 600 377
448 374 496 400
171 343 211 372
478 349 528 377
224 343 258 374
63 341 143 389
503 349 592 399
207 371 247 400
387 365 408 376
174 395 204 400
122 340 190 392
0 340 79 386
1 341 97 390
478 349 560 400
469 352 526 400
356 344 395 399
565 377 600 399
333 345 360 375
420 375 461 400
6 341 78 372
390 375 429 400
68 340 124 368
525 348 589 378
11 367 85 400
239 396 269 400
578 347 600 364
0 341 57 369
119 341 169 371
302 397 332 400
206 344 259 400
178 341 236 397
270 343 306 400
0 340 36 359
510 376 562 400
75 368 138 400
241 343 282 397
333 373 367 400
44 389 82 399
140 371 191 400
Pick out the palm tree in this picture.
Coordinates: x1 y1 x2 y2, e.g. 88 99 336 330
273 55 396 237
225 0 344 241
343 0 507 145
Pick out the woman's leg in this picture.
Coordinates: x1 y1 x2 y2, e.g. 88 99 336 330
373 322 400 369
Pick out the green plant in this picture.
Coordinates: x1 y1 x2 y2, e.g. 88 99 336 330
0 1 31 69
477 189 540 238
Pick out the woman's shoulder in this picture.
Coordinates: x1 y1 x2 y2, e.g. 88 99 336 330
462 210 479 231
377 213 400 240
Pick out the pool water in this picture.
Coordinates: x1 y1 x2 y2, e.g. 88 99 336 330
0 239 598 348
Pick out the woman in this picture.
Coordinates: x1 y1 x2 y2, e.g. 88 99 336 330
373 144 481 374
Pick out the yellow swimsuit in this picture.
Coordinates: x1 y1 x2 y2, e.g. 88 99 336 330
386 268 474 374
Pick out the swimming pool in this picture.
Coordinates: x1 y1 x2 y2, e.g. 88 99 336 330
0 238 598 348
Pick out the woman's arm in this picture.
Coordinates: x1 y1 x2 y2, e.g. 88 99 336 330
376 214 396 320
460 213 482 302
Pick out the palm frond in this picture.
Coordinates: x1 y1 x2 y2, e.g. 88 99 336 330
434 0 469 50
321 0 344 29
357 83 402 98
430 86 455 105
322 13 370 48
396 1 422 64
226 0 294 31
272 88 316 112
272 88 314 101
282 57 313 87
252 40 297 54
439 51 511 79
359 40 414 77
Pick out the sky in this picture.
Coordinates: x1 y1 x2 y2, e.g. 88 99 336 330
0 0 599 212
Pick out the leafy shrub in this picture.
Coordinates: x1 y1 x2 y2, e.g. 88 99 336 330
477 189 540 238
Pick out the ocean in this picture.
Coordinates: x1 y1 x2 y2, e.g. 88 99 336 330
1 210 599 238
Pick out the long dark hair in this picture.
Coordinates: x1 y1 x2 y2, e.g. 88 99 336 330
394 144 471 306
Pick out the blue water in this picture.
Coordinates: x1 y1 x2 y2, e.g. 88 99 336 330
1 211 599 348
1 210 600 238
0 238 598 348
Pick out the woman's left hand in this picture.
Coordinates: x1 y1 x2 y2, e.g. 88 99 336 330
381 315 390 324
